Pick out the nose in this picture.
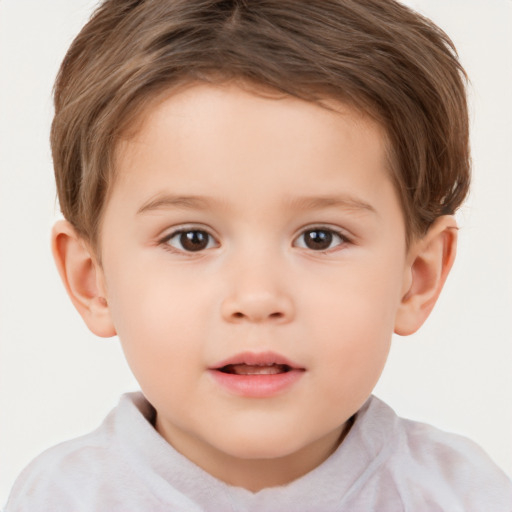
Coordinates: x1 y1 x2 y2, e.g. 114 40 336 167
220 262 295 324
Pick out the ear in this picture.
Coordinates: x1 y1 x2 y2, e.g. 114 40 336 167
394 215 457 336
51 220 116 338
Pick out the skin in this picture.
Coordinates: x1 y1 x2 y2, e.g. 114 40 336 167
53 82 457 491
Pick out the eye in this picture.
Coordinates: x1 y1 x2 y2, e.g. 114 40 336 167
162 229 218 252
294 227 347 251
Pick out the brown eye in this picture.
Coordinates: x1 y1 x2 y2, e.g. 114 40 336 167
295 228 345 251
165 229 217 252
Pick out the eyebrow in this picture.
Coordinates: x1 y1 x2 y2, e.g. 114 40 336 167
136 193 377 216
286 195 377 215
137 194 218 214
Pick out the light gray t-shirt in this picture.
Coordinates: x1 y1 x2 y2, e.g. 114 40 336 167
5 393 512 511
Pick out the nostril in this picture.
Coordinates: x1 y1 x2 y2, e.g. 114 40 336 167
231 311 284 320
222 295 294 323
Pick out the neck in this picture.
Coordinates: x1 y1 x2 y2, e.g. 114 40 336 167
156 415 354 492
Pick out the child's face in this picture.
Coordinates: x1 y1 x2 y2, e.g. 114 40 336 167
97 83 411 486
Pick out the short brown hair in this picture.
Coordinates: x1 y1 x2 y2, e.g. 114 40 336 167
52 0 470 248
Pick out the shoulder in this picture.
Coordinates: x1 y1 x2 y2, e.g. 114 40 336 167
363 396 512 511
4 393 155 512
5 415 121 511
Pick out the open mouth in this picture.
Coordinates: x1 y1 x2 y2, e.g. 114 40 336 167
218 363 292 375
209 352 305 397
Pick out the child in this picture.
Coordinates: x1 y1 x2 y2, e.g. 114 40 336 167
5 0 512 510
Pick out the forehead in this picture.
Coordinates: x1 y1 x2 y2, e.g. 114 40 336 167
114 82 392 193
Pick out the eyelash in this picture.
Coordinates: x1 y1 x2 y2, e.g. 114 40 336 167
159 225 351 254
160 227 219 254
294 227 350 252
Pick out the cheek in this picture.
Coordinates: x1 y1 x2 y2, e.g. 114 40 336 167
305 254 403 335
107 257 207 329
304 259 403 394
104 266 212 382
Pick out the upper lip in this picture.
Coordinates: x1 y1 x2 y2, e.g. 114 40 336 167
210 351 305 371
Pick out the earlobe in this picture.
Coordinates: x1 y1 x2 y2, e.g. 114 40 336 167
51 220 116 338
394 216 458 336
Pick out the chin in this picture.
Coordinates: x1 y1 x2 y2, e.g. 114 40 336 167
211 429 314 461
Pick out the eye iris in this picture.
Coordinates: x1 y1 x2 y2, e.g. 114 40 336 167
180 231 209 251
304 230 333 250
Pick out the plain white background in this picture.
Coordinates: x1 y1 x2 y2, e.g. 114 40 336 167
1 0 511 503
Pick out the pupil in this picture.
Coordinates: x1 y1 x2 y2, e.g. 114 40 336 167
180 231 208 251
305 230 332 250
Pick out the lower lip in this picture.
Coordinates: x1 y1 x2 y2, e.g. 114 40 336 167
208 369 305 398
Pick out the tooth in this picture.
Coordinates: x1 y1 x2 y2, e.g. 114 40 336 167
228 364 288 375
